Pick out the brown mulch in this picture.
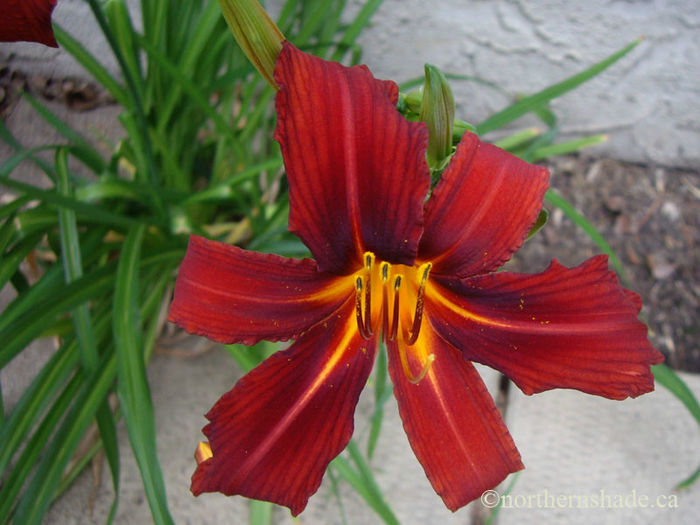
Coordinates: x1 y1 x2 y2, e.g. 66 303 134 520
510 156 700 372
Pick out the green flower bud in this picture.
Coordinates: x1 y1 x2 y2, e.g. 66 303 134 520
419 64 455 168
218 0 284 88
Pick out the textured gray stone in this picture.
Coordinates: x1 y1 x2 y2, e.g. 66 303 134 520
3 0 697 167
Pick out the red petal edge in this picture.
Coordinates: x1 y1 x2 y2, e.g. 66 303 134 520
427 255 664 400
274 41 430 274
191 297 378 516
419 132 549 278
387 324 523 511
0 0 58 47
169 235 351 345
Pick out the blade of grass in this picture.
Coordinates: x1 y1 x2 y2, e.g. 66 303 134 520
113 224 174 525
493 128 541 152
1 148 156 228
531 134 608 161
346 440 399 525
0 339 79 477
56 148 120 521
0 370 84 524
249 500 273 525
367 343 388 459
476 39 641 135
0 195 32 220
12 354 117 525
652 363 700 489
0 248 183 367
56 148 98 371
85 0 166 219
330 0 383 62
23 94 107 174
0 232 43 291
53 25 129 106
544 189 627 280
484 472 522 525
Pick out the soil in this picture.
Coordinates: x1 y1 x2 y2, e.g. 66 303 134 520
509 156 700 372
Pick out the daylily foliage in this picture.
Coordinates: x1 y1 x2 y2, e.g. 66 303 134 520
0 0 58 47
169 42 662 515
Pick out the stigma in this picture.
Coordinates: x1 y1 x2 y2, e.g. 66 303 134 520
354 252 435 383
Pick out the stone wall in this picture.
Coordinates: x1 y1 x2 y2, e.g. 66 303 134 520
1 0 697 168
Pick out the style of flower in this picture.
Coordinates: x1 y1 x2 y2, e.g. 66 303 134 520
169 41 663 515
0 0 58 47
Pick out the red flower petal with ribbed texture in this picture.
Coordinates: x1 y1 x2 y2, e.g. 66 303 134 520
387 323 523 511
427 256 664 400
419 132 549 278
191 297 377 516
171 38 663 518
274 42 430 274
0 0 57 47
169 235 350 345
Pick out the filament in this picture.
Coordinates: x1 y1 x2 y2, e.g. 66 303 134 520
364 254 374 336
389 276 401 342
407 263 432 345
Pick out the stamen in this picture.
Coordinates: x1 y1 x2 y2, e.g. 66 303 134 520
355 277 371 340
397 340 436 384
363 254 374 336
389 276 401 342
382 281 389 337
407 263 432 345
380 262 391 337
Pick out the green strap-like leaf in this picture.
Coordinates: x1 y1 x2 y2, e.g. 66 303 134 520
12 355 117 525
652 364 700 489
476 39 641 135
544 189 627 280
330 440 399 525
56 148 121 521
113 224 174 525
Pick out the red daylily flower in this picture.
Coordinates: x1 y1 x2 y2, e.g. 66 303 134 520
169 41 663 515
0 0 58 47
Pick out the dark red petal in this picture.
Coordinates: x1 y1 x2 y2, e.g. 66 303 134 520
387 324 523 511
0 0 57 47
169 235 350 345
191 297 378 516
419 132 549 278
274 41 430 274
427 256 664 400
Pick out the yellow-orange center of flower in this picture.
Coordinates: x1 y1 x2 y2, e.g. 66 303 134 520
354 252 435 384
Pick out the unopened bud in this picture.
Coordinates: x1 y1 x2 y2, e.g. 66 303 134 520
419 64 455 168
218 0 284 88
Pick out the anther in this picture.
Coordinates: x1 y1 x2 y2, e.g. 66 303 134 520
407 263 432 345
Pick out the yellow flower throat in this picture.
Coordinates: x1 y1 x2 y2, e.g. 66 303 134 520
354 252 435 383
